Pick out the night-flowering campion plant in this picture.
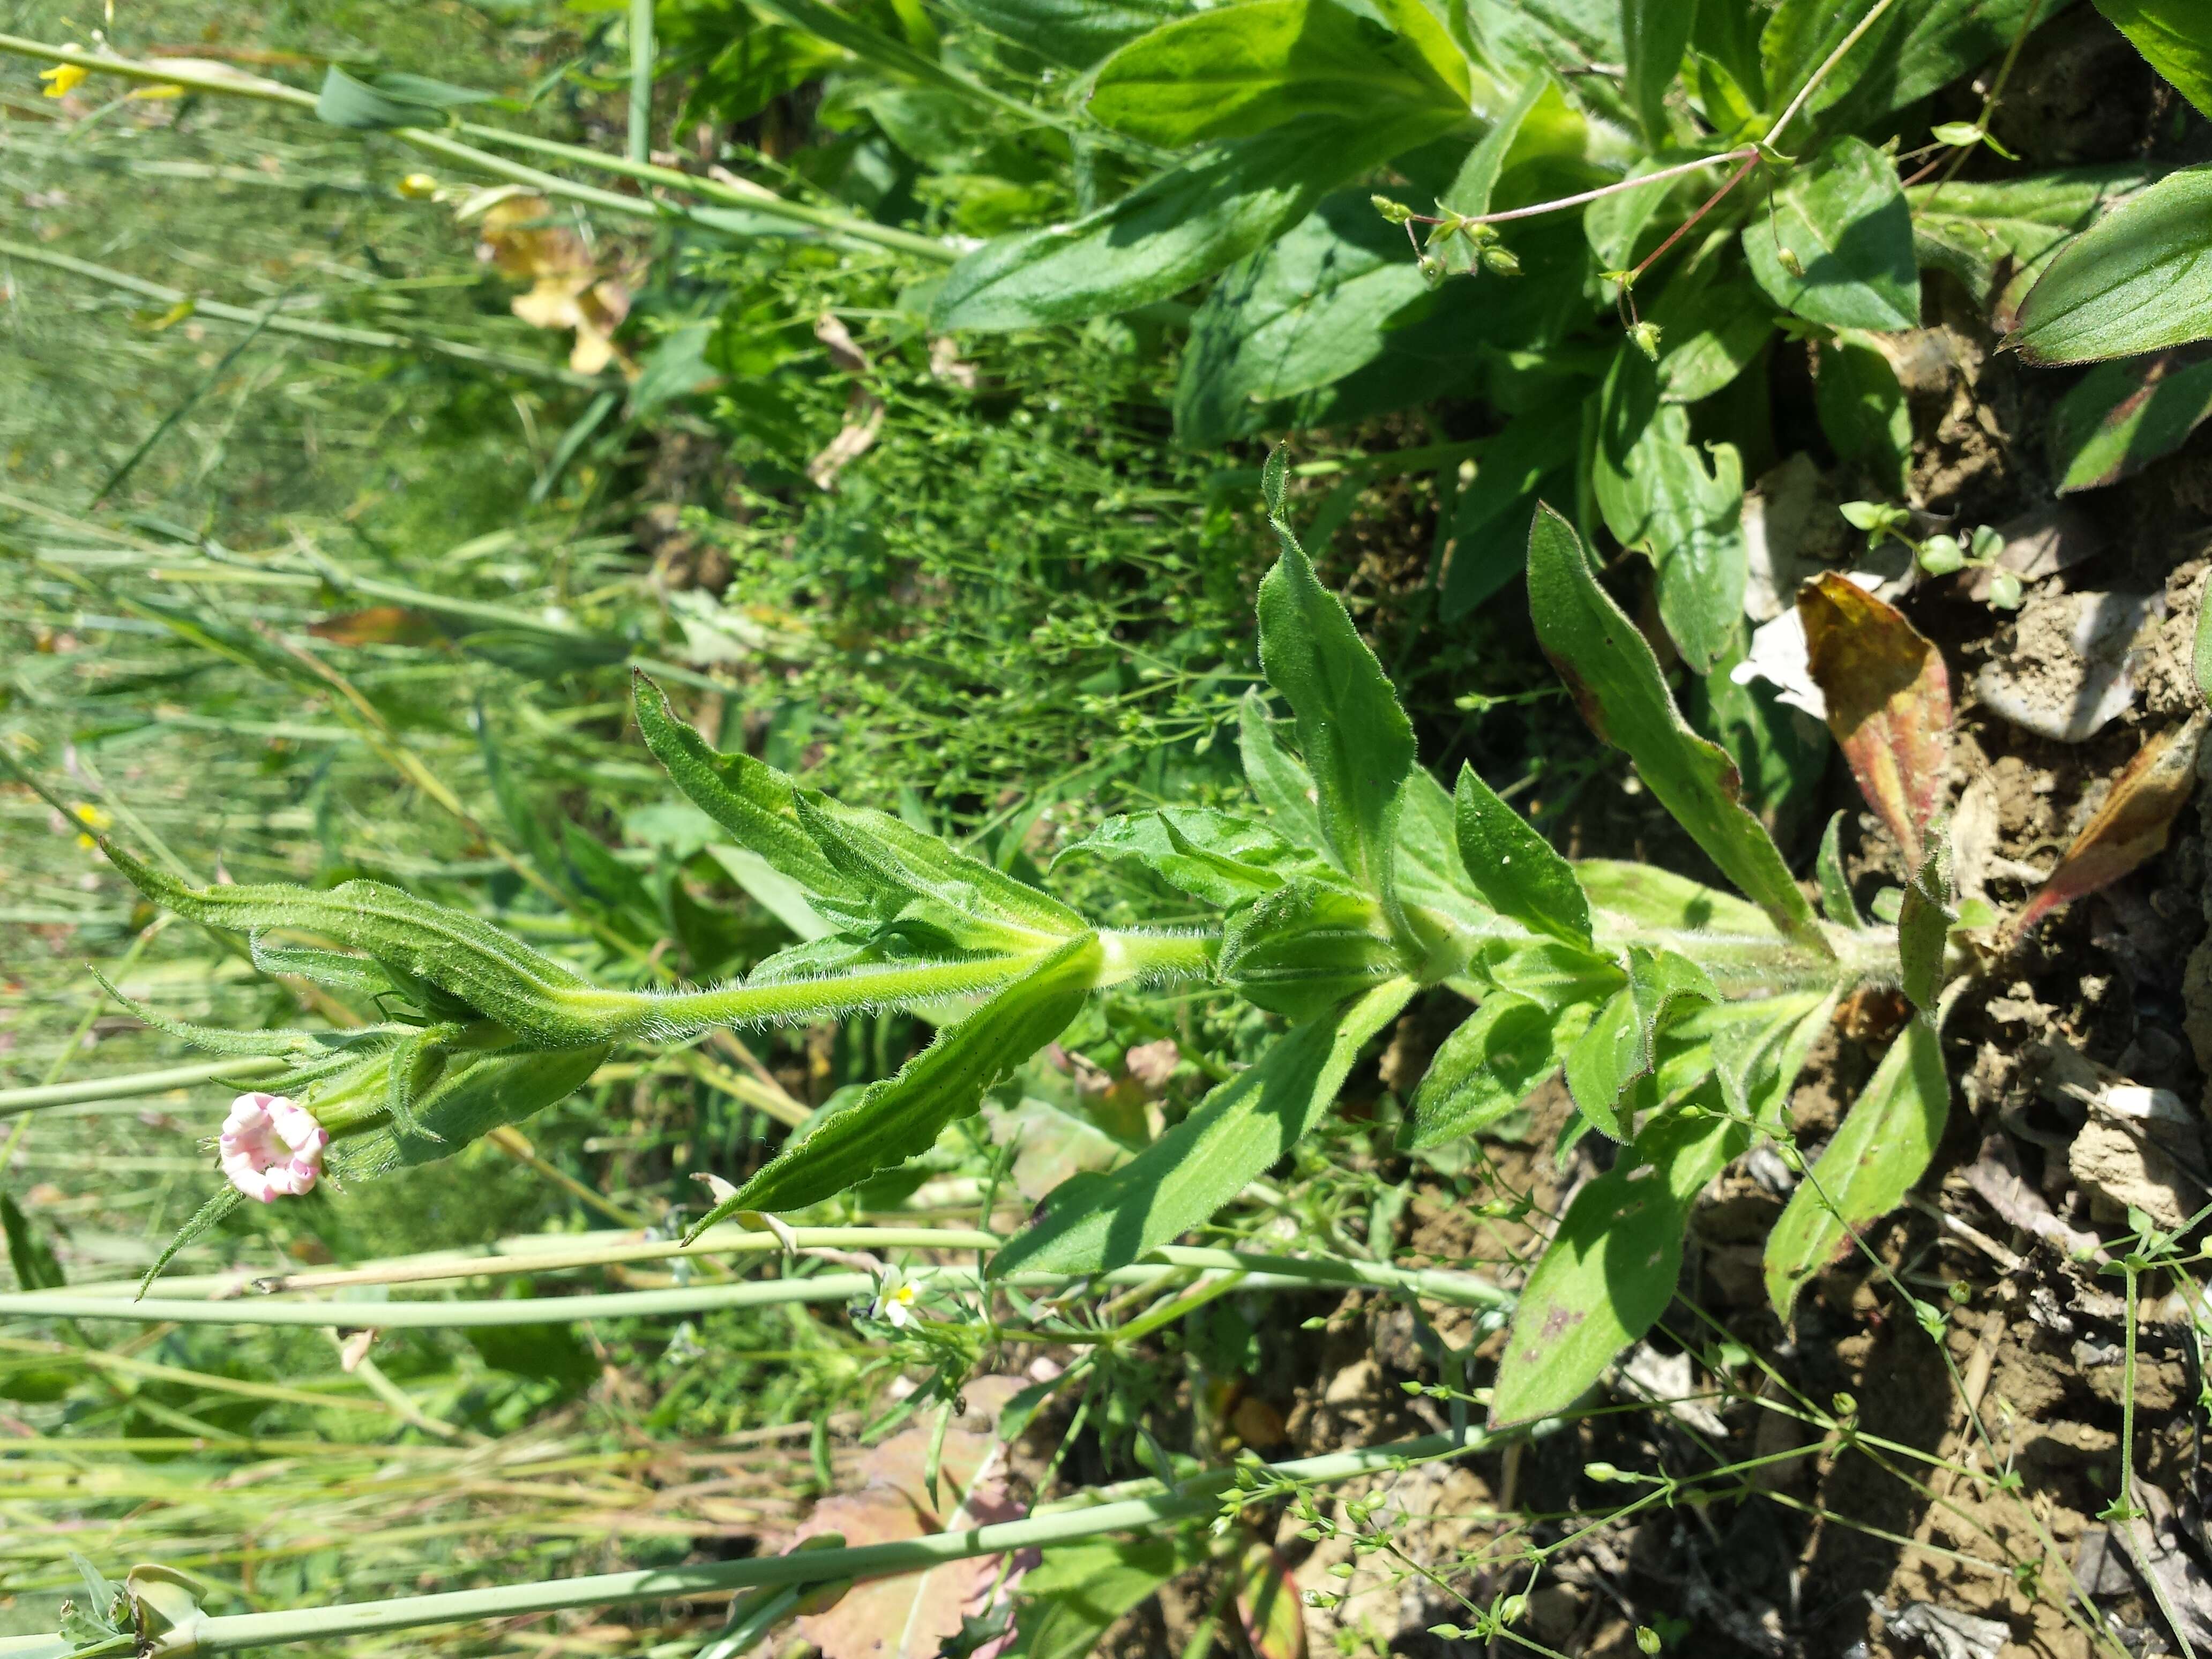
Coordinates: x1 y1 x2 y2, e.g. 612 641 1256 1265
103 453 1989 1419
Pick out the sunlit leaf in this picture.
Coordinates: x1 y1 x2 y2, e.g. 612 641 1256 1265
2013 713 2206 937
1743 136 1918 332
2012 163 2212 363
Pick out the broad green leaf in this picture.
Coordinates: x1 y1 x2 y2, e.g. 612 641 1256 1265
990 977 1416 1276
1491 990 1829 1424
2094 0 2212 118
1760 0 2041 140
932 113 1454 332
1907 165 2153 323
1219 880 1406 1018
1475 937 1626 1010
1174 192 1431 442
1489 1091 1740 1424
1765 1013 1948 1316
1370 0 1479 104
1525 508 1826 947
1056 808 1330 907
1462 0 1632 128
1238 688 1332 857
2050 352 2212 492
1256 451 1419 901
1408 991 1589 1146
1006 1537 1200 1658
1648 259 1777 405
1591 345 1747 675
1561 944 1716 1138
1815 330 1912 496
1574 857 1778 940
1440 404 1581 620
1387 764 1497 937
1453 761 1591 946
1087 0 1466 146
704 933 1103 1222
1743 136 1918 332
2012 164 2212 363
1621 0 1693 143
1816 812 1862 926
941 0 1191 68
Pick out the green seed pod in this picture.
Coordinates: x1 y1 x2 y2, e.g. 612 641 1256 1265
1629 319 1662 362
1480 244 1522 277
1777 246 1805 278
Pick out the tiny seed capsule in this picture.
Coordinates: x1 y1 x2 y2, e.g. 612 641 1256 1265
398 173 440 200
1777 246 1805 278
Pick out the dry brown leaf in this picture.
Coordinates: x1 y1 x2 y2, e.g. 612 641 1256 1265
2012 712 2204 937
1797 573 1953 869
808 397 884 490
307 606 442 647
816 313 871 376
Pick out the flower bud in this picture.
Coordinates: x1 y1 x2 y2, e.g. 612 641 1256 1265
1777 246 1805 278
1637 1626 1663 1655
1585 1460 1620 1482
1629 320 1662 362
398 173 440 200
1371 194 1415 226
1480 244 1522 277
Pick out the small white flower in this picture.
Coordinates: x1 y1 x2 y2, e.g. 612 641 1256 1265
218 1092 328 1202
869 1270 921 1329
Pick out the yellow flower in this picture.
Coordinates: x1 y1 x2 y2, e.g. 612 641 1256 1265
40 56 89 99
69 802 111 850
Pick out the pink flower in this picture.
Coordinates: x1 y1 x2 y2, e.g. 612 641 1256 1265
219 1093 329 1203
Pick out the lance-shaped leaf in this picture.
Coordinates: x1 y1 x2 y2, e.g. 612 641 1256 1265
329 1045 612 1177
2012 713 2206 938
1621 0 1692 144
1055 808 1332 908
1562 945 1717 1139
990 977 1415 1276
1492 993 1828 1424
2012 163 2212 363
931 113 1453 333
1219 880 1406 1019
1525 506 1825 947
1087 0 1467 147
1255 449 1418 903
2049 352 2212 495
1816 812 1862 927
1393 764 1498 937
1796 573 1952 872
634 675 854 907
1238 688 1332 857
1765 1013 1949 1318
1407 991 1592 1148
1908 165 2151 325
699 933 1103 1225
1234 1540 1307 1659
1453 763 1591 947
2095 0 2212 118
1897 836 1954 1015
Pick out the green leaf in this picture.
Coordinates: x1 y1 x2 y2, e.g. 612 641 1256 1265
1463 0 1631 128
1453 761 1592 946
1475 937 1627 1010
1255 453 1419 901
1492 990 1829 1424
1907 165 2153 322
1688 624 1828 845
705 933 1103 1223
1816 811 1862 926
1591 345 1747 675
1238 688 1332 857
1561 944 1717 1138
1438 74 1548 215
2093 0 2212 119
1574 857 1779 939
1408 991 1590 1146
1621 0 1693 143
1743 136 1918 332
940 0 1192 68
1440 404 1581 620
1174 191 1431 441
1087 0 1466 145
1525 508 1825 947
2 1194 64 1291
2049 352 2212 492
2012 164 2212 363
1815 330 1912 496
633 676 856 910
1648 260 1777 405
1056 808 1331 907
329 1045 612 1176
1390 764 1499 937
1765 1013 1948 1317
1219 880 1406 1018
1489 1093 1740 1424
1006 1536 1203 1659
932 113 1454 332
1759 0 2041 139
1897 839 1952 1015
990 977 1416 1276
139 1189 246 1296
314 65 491 129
